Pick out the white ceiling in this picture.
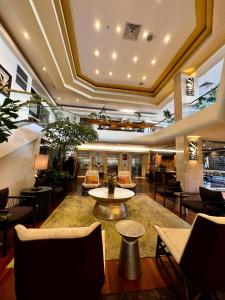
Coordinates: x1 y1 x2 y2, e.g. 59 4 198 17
72 0 195 87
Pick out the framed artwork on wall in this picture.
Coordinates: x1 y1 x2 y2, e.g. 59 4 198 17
0 64 12 97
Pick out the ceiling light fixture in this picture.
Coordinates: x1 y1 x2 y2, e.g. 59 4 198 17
127 74 131 79
95 69 99 75
76 98 79 102
23 32 30 40
142 31 148 39
42 67 46 71
151 59 156 65
109 71 113 76
164 34 171 43
116 25 122 34
94 20 101 31
94 49 100 57
58 97 61 101
133 56 138 63
112 52 117 60
142 75 146 80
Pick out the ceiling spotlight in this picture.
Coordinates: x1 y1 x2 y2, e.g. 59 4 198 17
95 69 99 75
76 98 79 102
112 52 117 60
164 34 171 43
109 71 113 76
133 56 138 63
142 75 146 80
116 25 122 34
94 49 100 57
151 59 156 65
94 20 101 31
23 32 30 40
127 74 131 79
142 31 148 39
42 67 46 71
58 97 61 101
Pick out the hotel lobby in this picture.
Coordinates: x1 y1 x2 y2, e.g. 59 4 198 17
1 0 225 299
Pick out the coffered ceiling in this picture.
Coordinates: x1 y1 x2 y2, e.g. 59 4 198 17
0 0 224 113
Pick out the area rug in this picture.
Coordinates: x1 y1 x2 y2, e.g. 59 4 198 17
102 288 178 300
40 194 190 260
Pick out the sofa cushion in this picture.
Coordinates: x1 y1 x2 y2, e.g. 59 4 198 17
86 175 98 184
118 176 131 184
0 187 9 209
6 206 34 223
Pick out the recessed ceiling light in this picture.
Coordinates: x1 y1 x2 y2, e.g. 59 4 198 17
76 98 79 102
42 67 46 71
94 49 100 57
95 69 99 75
142 75 146 80
164 34 171 43
94 20 101 31
23 32 30 40
142 31 148 39
127 74 131 79
133 56 138 63
109 71 113 76
112 52 117 60
116 25 122 34
208 147 211 150
151 59 156 65
58 97 61 101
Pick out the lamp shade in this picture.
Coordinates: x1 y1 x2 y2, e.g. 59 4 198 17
33 154 49 170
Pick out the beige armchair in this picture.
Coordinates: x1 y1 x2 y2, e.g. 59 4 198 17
14 222 105 300
118 171 136 194
154 213 225 299
82 170 101 195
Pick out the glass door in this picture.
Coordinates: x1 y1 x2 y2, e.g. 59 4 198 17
107 154 118 175
77 152 91 176
132 154 142 177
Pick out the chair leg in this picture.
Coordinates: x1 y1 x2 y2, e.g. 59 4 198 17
82 186 84 196
156 236 161 258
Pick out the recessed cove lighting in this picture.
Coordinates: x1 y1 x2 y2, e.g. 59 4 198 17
164 34 171 43
120 109 136 114
42 67 46 71
151 59 156 65
112 52 117 60
109 71 113 76
94 20 101 31
23 32 30 40
95 69 99 75
116 25 122 34
133 56 138 63
142 31 148 39
142 75 146 80
127 74 131 79
94 49 100 57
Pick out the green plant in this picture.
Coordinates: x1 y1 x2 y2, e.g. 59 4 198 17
193 88 218 110
163 109 174 124
43 118 98 170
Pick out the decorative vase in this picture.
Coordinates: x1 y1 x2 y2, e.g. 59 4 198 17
108 184 115 194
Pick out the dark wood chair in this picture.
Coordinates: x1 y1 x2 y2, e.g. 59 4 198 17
0 187 35 256
180 187 225 217
154 181 182 206
154 213 225 299
14 222 105 300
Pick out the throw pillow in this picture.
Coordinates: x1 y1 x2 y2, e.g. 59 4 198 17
118 176 131 184
86 175 98 184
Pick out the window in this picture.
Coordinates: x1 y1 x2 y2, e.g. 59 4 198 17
16 65 28 90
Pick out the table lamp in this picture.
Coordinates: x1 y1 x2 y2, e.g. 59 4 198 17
33 154 49 191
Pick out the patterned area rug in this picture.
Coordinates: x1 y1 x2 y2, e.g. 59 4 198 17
41 194 190 260
102 288 178 300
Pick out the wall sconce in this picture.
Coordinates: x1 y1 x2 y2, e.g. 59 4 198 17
189 141 198 160
186 77 195 96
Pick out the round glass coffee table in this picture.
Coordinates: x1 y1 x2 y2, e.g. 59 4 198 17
88 187 134 220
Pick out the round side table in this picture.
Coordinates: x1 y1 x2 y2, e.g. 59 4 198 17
115 220 145 280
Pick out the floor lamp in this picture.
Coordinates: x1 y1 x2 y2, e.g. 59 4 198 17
33 154 49 191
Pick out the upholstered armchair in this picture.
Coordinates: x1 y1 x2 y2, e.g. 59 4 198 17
154 213 225 299
118 171 136 194
0 187 35 256
14 222 105 300
82 170 101 195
